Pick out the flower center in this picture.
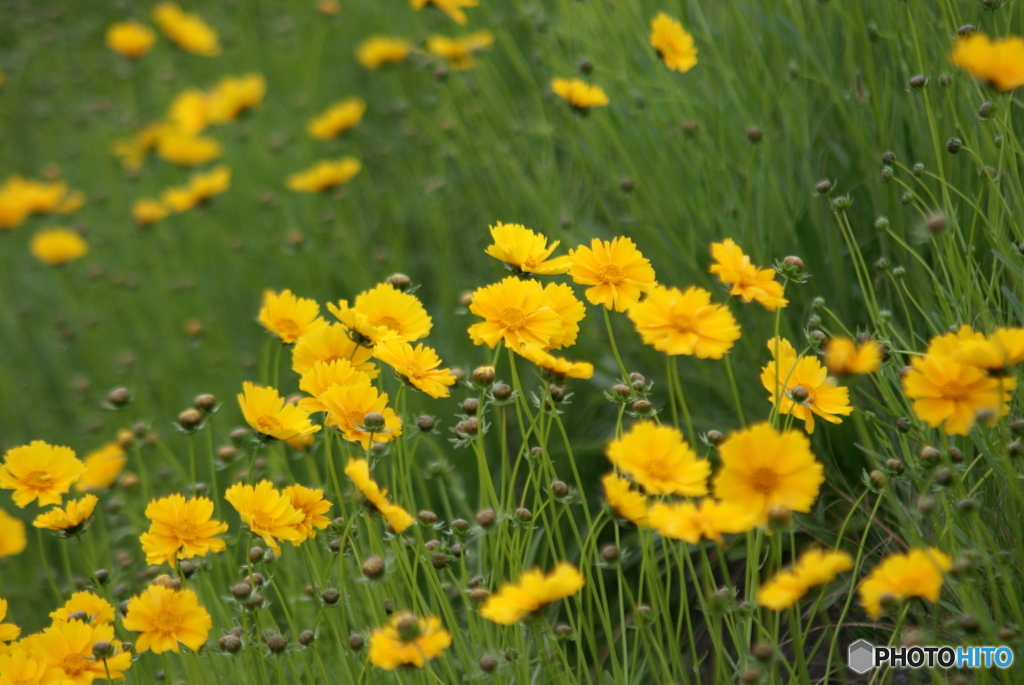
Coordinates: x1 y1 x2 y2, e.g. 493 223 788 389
26 471 53 488
499 308 526 331
940 381 969 400
156 611 182 633
251 511 276 532
671 313 696 332
598 264 625 285
175 521 198 542
276 318 301 339
256 415 282 434
376 316 402 332
750 468 780 494
61 655 90 677
400 361 424 380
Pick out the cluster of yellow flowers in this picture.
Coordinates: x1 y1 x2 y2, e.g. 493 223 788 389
0 173 89 266
106 3 220 60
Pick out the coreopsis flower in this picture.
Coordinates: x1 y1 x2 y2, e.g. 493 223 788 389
368 613 452 670
709 238 788 311
258 289 327 343
291 323 378 377
648 498 755 544
950 33 1024 92
0 187 29 229
106 21 156 59
411 0 477 24
0 509 26 557
357 36 412 69
605 421 709 496
516 344 594 380
161 165 231 212
824 336 883 375
307 98 366 139
328 283 433 345
467 276 563 349
286 158 362 193
373 340 457 399
32 495 97 535
601 472 648 525
858 548 952 619
551 78 609 111
206 74 266 124
123 585 212 654
0 441 85 507
568 237 656 312
283 485 332 539
168 89 209 134
344 458 415 532
50 591 116 625
628 285 741 358
0 176 76 216
75 442 127 492
224 481 305 555
650 12 697 72
0 599 17 643
29 228 88 266
152 2 220 56
712 422 824 525
132 198 170 226
544 283 586 349
155 130 222 166
952 327 1024 375
485 222 571 275
139 494 228 566
426 30 494 69
320 382 403 448
757 549 854 611
237 381 322 442
761 337 853 434
0 646 51 685
479 563 585 625
298 359 373 413
23 620 131 683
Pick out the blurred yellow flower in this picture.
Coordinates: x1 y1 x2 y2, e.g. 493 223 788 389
628 284 740 358
468 276 563 349
709 238 788 311
0 441 85 507
24 619 131 683
49 591 116 625
357 36 412 69
207 74 266 124
601 472 648 525
161 165 230 211
237 381 321 442
648 498 755 544
412 0 478 25
952 327 1024 374
824 336 883 375
605 421 709 496
132 198 170 226
858 548 952 619
761 337 853 434
156 130 222 166
344 458 414 532
140 494 228 566
950 33 1024 92
0 509 26 557
32 495 97 534
0 647 50 685
152 2 220 56
317 0 341 14
368 613 452 670
286 157 362 193
543 282 585 349
259 289 327 343
568 237 656 311
373 340 457 399
106 20 157 59
0 599 17 644
224 480 306 555
758 549 853 611
30 227 88 266
307 98 366 139
516 344 594 380
426 30 494 69
298 359 373 413
650 12 697 72
111 124 164 171
479 563 585 625
168 89 209 134
291 322 379 377
283 485 332 539
485 222 571 275
75 442 127 492
123 585 212 653
321 381 403 448
551 78 609 111
328 283 433 345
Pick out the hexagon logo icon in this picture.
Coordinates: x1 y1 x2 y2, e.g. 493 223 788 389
848 639 875 674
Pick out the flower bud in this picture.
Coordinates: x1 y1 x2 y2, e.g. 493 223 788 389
479 654 498 672
600 544 620 563
267 635 288 654
177 409 203 430
706 430 724 446
476 509 496 528
69 611 89 622
430 552 448 569
514 507 533 522
471 365 496 388
956 497 976 513
881 151 896 164
298 630 315 646
918 446 940 465
746 126 763 143
107 387 131 408
231 583 252 600
455 417 479 437
321 588 340 605
1008 441 1022 457
959 614 981 634
885 459 904 475
349 633 365 651
94 569 110 585
385 273 412 291
249 546 265 563
946 138 962 154
789 386 809 403
194 394 216 411
418 510 438 525
917 496 936 515
92 641 114 659
934 467 953 486
551 480 569 498
469 588 491 604
491 383 512 401
547 385 565 403
611 384 631 399
948 446 964 464
362 555 385 579
908 74 927 90
926 213 947 234
396 614 420 641
815 179 833 195
362 412 386 432
782 255 803 270
869 470 888 488
451 518 469 533
978 101 996 120
461 398 479 416
631 399 654 416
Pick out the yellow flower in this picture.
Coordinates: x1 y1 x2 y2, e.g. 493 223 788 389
368 613 452 670
291 323 378 377
0 509 26 558
650 12 697 72
161 165 230 212
49 591 116 625
605 421 709 496
298 359 373 413
33 495 97 535
224 481 305 555
317 0 341 14
206 74 266 124
648 498 756 544
757 549 853 611
152 2 220 56
139 494 228 566
0 599 18 644
321 382 403 448
123 585 211 654
411 0 478 24
601 472 648 525
0 187 29 229
111 124 163 171
75 442 127 493
712 422 824 525
568 237 656 312
426 30 494 69
824 336 883 375
373 340 457 399
709 239 788 311
167 89 209 134
29 228 88 266
628 284 740 358
0 176 71 216
286 158 362 193
258 289 327 343
0 645 52 685
761 337 853 434
307 98 366 139
328 283 433 345
23 619 131 684
283 485 332 539
155 130 222 166
544 282 586 349
357 36 412 69
132 198 170 226
467 276 563 350
485 222 571 275
0 441 85 507
105 21 156 59
950 33 1024 92
479 563 585 625
516 344 594 380
952 327 1024 374
344 459 414 532
858 548 952 619
237 381 321 442
551 78 609 111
